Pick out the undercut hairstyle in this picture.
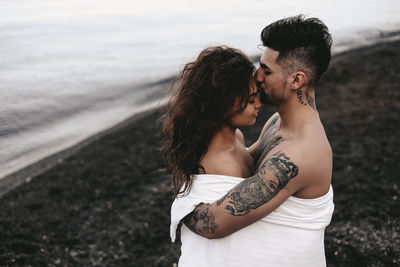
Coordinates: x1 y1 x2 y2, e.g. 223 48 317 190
160 46 255 197
261 14 332 84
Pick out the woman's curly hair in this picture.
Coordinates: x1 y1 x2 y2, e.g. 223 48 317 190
160 46 255 196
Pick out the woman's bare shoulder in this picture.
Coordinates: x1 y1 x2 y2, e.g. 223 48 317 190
235 129 246 146
200 150 244 177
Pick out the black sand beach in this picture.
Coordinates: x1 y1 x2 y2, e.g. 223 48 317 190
1 40 399 266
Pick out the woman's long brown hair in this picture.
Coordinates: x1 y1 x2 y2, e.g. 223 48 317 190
160 46 255 197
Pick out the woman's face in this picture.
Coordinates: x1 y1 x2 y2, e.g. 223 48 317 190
230 79 262 127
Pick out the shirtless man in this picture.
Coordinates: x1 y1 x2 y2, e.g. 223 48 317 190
182 15 333 239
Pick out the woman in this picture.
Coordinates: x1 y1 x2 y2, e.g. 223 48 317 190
161 46 265 266
161 46 261 198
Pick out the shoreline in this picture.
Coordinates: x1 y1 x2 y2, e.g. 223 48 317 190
0 102 167 198
3 33 400 196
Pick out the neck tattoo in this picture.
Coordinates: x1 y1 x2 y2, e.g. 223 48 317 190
296 90 307 105
306 90 317 111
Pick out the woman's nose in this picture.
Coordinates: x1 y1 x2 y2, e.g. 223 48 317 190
255 94 262 108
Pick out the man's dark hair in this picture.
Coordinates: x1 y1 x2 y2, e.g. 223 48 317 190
261 14 332 84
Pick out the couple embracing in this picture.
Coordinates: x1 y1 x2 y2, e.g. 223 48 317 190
161 15 334 267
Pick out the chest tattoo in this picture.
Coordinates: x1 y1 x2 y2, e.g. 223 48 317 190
255 116 285 169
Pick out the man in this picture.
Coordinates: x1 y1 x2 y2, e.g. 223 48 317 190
172 15 334 266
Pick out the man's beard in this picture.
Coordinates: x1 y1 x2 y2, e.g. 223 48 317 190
259 88 272 105
258 82 286 106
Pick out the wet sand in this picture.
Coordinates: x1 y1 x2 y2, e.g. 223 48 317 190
0 40 399 266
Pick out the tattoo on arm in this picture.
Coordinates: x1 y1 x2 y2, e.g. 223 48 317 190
182 151 298 236
220 151 298 216
256 134 285 170
182 203 217 237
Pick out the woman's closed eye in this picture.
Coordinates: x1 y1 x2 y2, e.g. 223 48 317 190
248 92 259 104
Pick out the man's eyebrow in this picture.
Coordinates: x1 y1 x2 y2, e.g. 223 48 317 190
258 60 270 70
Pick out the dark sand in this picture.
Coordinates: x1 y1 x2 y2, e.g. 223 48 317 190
0 40 399 266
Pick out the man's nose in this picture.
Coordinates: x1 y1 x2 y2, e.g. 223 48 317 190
254 67 264 83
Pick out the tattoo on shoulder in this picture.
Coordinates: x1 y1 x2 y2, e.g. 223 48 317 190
182 203 217 237
255 117 285 169
223 151 299 216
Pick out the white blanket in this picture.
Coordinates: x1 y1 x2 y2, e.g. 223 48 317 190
170 174 334 267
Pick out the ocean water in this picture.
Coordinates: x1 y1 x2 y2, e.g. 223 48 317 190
1 0 399 179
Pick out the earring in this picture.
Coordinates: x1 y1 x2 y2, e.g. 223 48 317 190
297 90 306 105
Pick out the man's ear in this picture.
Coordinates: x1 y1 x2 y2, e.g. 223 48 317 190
290 71 307 90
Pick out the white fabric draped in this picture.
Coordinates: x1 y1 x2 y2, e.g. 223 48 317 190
170 174 334 267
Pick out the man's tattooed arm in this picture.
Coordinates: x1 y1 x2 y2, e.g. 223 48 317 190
182 151 299 237
182 203 217 237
